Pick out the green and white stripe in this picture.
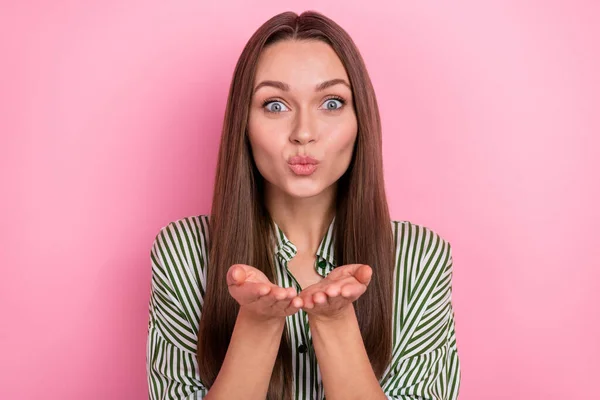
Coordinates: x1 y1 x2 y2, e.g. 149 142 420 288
147 215 460 399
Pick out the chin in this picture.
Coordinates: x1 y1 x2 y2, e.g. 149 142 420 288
283 182 327 199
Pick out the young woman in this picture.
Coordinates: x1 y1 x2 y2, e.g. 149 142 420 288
147 10 460 400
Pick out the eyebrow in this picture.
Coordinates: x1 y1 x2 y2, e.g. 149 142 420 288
253 78 351 94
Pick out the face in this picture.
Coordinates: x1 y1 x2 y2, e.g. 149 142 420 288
247 39 358 200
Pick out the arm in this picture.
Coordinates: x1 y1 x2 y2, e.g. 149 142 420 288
310 301 460 400
380 307 460 399
147 226 208 399
205 264 302 399
308 305 387 400
380 243 461 399
204 309 285 399
299 242 460 400
148 290 288 400
298 264 387 399
147 225 300 400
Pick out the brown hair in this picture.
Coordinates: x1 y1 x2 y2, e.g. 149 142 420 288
197 10 394 399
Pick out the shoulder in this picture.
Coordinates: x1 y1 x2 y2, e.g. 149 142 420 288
148 215 211 352
390 219 452 253
151 214 211 257
389 219 453 281
153 214 210 242
150 214 211 294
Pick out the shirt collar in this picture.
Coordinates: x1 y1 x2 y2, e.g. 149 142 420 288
271 216 337 270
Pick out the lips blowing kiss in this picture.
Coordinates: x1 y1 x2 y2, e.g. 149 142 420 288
288 155 319 176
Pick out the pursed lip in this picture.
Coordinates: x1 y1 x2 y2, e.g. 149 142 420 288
288 155 319 165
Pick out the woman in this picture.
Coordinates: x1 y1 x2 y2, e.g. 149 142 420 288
147 10 460 400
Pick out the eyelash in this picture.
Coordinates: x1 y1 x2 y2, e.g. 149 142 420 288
261 96 347 113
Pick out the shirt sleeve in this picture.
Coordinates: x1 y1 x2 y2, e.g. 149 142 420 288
380 238 461 399
146 224 208 399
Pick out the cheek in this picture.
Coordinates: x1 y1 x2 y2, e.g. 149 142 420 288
323 119 357 156
250 139 286 166
248 116 280 156
247 122 285 179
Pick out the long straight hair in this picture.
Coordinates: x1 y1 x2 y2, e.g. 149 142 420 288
197 10 394 399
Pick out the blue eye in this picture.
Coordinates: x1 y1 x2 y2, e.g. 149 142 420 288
263 101 289 113
321 98 345 111
262 97 346 113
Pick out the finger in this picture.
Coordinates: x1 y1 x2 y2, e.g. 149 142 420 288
321 276 361 298
325 285 341 298
255 292 278 308
298 286 322 309
254 292 301 319
341 264 367 277
313 292 328 306
355 265 373 285
275 287 291 300
253 286 296 310
340 282 368 299
291 296 304 308
227 264 247 286
267 286 290 303
302 292 315 309
229 281 271 305
283 296 304 315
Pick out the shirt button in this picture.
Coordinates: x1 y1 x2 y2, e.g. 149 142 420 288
298 344 307 353
317 259 327 268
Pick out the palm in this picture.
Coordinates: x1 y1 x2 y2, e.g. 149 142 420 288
298 264 372 318
323 264 359 282
227 264 273 306
226 264 302 319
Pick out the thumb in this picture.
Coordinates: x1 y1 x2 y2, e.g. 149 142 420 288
227 264 247 286
355 265 372 285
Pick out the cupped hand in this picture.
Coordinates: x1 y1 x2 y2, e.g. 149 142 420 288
298 264 372 320
227 264 303 321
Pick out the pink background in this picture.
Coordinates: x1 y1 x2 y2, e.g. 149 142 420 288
2 1 599 399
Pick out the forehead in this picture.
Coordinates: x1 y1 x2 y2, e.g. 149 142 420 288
254 39 349 87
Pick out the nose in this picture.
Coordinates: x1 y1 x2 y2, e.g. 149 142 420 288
289 108 316 145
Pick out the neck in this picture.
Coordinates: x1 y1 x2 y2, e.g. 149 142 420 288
265 183 336 255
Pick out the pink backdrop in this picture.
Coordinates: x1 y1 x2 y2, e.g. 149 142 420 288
2 1 599 399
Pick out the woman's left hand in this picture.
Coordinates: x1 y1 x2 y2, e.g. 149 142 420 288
299 264 372 320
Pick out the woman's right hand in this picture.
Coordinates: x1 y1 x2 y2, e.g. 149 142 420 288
226 264 303 321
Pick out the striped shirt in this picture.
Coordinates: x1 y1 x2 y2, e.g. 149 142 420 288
146 215 460 399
